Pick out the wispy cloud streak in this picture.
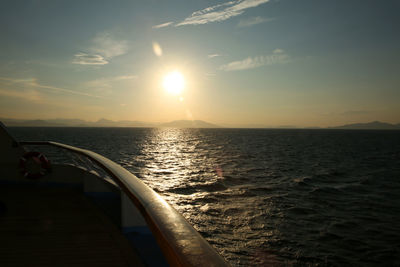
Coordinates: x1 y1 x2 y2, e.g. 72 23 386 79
91 32 128 58
84 75 137 89
0 88 41 101
152 22 173 29
238 16 273 27
220 49 289 71
0 77 101 98
208 54 221 58
176 0 269 26
73 32 128 66
72 53 108 65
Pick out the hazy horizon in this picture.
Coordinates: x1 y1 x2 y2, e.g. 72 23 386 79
2 116 400 129
1 0 399 127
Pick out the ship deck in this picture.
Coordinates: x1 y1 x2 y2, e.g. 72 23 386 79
0 184 144 267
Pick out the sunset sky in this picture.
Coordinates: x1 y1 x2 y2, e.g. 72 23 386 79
0 0 399 127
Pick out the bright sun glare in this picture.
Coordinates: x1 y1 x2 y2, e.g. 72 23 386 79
163 71 185 95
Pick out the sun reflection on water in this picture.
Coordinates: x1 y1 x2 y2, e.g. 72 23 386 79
13 127 400 265
138 128 225 199
127 128 279 265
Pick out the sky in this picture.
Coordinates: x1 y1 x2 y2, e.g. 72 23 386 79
0 0 399 127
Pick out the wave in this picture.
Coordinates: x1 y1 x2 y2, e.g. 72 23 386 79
166 181 227 195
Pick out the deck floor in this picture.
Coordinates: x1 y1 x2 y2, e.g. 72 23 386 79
0 184 144 266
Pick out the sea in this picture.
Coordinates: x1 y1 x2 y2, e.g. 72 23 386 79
9 127 400 266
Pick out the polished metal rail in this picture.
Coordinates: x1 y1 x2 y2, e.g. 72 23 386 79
19 141 228 267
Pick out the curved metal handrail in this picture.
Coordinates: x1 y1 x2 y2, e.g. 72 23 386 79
20 141 228 267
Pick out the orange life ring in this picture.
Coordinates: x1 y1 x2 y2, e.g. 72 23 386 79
19 151 51 179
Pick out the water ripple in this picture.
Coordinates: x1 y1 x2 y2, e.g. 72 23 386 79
10 127 400 266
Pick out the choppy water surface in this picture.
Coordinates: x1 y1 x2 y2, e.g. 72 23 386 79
10 127 400 266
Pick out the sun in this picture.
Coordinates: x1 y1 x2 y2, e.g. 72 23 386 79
163 71 185 95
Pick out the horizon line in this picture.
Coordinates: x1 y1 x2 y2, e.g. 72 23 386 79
1 118 400 130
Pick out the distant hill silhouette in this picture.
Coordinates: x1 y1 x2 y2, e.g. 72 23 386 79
93 118 154 127
1 118 219 128
159 120 219 128
1 118 398 129
0 119 64 127
331 121 400 130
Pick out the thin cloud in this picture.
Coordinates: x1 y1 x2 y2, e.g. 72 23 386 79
92 32 128 58
152 22 173 29
176 0 269 26
208 54 221 58
84 75 137 89
73 32 128 66
72 53 108 65
114 75 137 81
0 88 41 102
204 72 217 77
340 110 371 116
0 77 101 98
238 16 273 27
220 50 289 71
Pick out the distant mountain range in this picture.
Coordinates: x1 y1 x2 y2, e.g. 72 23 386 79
1 118 399 129
0 118 220 128
330 121 400 130
159 120 218 128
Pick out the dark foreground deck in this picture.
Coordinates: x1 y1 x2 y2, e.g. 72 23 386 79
0 184 144 267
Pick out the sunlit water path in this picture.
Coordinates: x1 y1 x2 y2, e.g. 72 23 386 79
10 127 400 266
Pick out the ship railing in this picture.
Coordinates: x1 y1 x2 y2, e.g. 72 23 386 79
19 141 228 267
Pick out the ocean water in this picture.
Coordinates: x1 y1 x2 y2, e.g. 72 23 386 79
9 127 400 266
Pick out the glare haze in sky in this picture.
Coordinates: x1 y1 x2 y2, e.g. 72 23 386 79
0 0 399 127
